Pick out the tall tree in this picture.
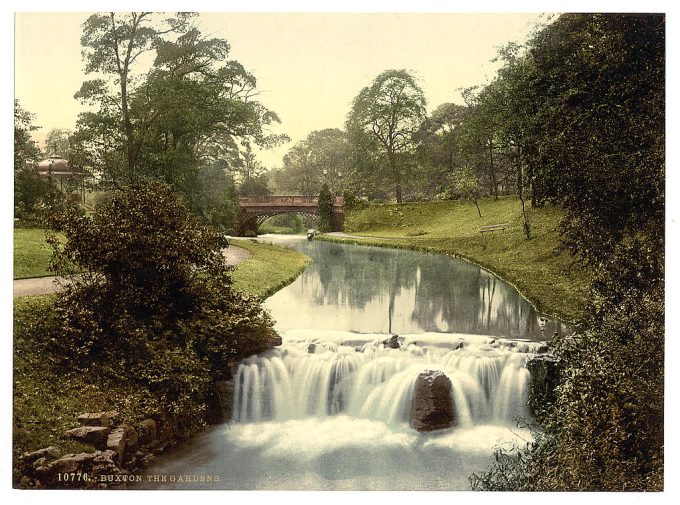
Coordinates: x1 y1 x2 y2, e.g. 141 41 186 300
73 12 288 229
44 128 72 157
14 100 41 172
276 129 350 196
415 103 468 198
346 69 427 203
77 12 194 177
14 100 50 218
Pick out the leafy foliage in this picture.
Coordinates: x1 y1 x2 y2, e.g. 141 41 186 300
273 129 350 196
45 181 278 425
471 13 664 491
14 100 54 219
73 12 288 230
346 69 427 203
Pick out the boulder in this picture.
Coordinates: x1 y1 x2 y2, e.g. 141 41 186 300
91 450 121 478
410 370 455 432
106 428 126 464
106 425 137 464
103 410 120 426
526 354 560 420
383 335 401 349
22 446 59 464
32 457 47 470
138 419 157 445
121 425 139 453
77 412 111 428
214 381 235 422
307 343 317 353
36 452 96 482
64 426 110 449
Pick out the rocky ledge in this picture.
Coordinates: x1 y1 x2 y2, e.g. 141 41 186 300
18 410 177 489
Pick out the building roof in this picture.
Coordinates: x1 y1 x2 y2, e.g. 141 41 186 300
35 155 73 176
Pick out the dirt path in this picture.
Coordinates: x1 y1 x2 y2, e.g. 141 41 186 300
13 245 252 298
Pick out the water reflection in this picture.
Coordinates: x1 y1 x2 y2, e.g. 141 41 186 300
257 235 566 340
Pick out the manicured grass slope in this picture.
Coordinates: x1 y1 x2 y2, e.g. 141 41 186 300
330 197 590 322
230 239 310 298
13 228 60 279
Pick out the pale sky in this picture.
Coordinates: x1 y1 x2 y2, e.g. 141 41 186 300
15 12 547 167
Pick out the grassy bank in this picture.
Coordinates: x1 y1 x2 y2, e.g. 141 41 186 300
13 240 309 472
321 197 591 322
230 239 310 298
13 228 61 279
257 224 305 235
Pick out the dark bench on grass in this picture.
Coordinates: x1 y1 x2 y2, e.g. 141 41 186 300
479 223 509 233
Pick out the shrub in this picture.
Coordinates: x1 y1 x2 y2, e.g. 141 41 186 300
45 181 278 427
342 189 368 212
317 183 333 231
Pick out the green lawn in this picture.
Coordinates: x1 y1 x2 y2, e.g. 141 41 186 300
321 197 591 322
13 228 61 279
13 228 310 299
230 239 310 298
257 223 305 235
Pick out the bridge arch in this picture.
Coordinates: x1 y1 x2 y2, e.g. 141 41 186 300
237 195 344 236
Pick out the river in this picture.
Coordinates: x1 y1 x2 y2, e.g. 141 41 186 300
136 235 565 490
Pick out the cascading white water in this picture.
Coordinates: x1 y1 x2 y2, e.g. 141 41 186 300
233 330 540 429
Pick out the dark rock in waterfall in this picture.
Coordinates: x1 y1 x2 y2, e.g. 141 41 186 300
214 380 235 422
307 343 317 353
383 334 401 349
526 354 560 421
410 370 455 432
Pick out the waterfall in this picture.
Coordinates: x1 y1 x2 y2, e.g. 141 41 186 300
232 331 542 428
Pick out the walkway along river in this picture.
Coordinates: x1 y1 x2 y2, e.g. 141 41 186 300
136 235 566 490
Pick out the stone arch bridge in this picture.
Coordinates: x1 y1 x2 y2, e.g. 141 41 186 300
237 195 344 235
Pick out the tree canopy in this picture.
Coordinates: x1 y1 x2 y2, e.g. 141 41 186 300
72 12 288 229
346 69 427 203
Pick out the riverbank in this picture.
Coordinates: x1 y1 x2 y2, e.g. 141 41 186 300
13 240 310 487
230 239 310 298
319 197 591 322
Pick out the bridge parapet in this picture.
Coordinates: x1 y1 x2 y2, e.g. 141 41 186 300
237 195 344 235
239 195 343 207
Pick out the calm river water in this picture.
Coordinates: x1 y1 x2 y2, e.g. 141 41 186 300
136 235 564 490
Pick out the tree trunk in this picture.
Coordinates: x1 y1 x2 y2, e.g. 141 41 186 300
517 146 531 239
388 150 402 203
488 139 498 200
473 199 482 218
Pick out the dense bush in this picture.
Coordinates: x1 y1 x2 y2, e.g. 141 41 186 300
45 181 278 426
342 189 368 212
